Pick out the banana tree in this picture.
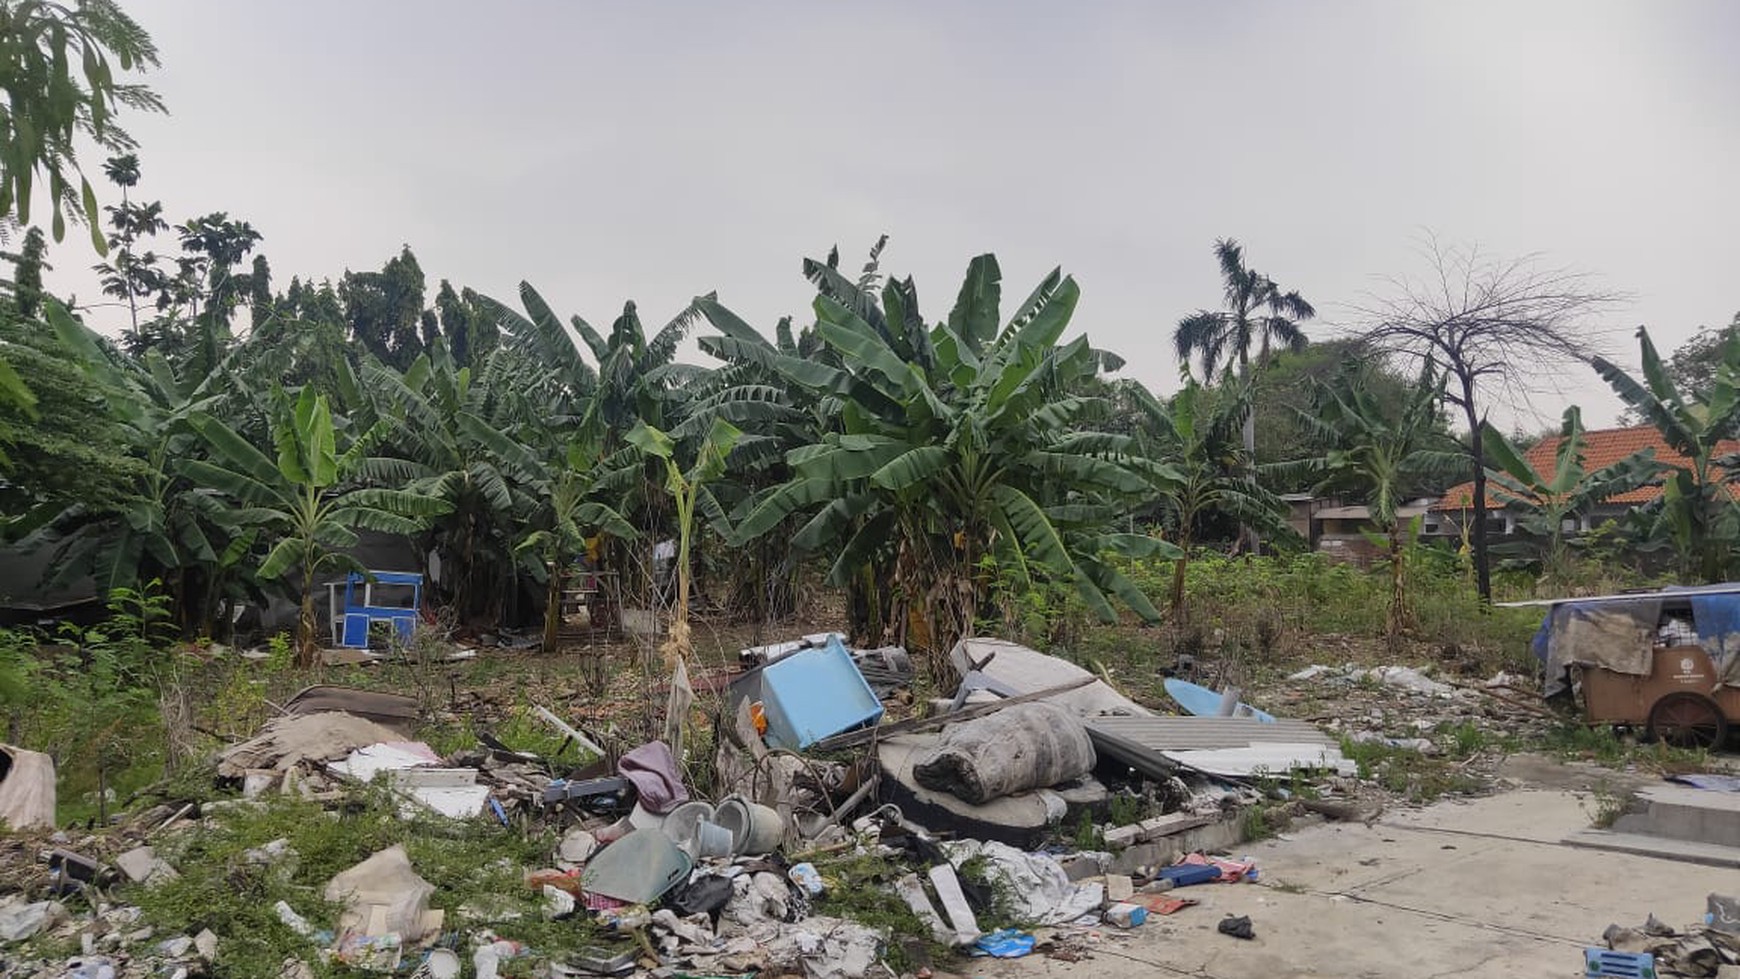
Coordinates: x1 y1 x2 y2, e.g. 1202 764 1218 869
706 253 1181 663
186 387 450 666
1127 374 1292 615
1592 327 1740 582
1293 366 1464 648
517 436 638 653
627 418 741 663
1480 406 1664 581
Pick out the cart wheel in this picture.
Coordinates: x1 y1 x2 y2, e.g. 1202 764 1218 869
1647 692 1730 749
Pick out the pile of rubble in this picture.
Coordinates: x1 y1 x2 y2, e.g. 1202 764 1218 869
0 635 1434 978
1269 662 1559 757
1598 894 1740 978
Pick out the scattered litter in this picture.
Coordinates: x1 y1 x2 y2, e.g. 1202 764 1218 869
973 928 1037 957
1363 666 1455 698
945 839 1105 925
1104 903 1148 928
1218 914 1255 940
0 900 66 942
322 845 442 945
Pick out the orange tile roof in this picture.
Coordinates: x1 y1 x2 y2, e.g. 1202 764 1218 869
1435 425 1740 511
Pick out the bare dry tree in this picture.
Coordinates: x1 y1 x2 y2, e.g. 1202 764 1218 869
1352 236 1626 601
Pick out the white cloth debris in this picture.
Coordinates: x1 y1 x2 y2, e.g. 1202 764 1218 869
1363 666 1455 698
322 845 442 942
944 840 1105 925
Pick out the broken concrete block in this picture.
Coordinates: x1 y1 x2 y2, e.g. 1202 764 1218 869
1103 823 1144 848
114 846 178 885
194 929 218 960
1057 852 1107 882
1102 874 1134 903
0 900 65 942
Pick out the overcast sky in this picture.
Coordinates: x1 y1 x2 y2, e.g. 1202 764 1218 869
47 0 1740 429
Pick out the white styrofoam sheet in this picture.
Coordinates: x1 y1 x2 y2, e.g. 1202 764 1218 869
1160 743 1357 778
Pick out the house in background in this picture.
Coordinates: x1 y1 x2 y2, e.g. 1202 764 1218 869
1431 424 1739 537
1312 499 1446 566
1280 493 1448 565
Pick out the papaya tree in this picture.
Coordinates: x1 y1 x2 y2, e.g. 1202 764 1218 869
186 387 450 666
704 253 1181 666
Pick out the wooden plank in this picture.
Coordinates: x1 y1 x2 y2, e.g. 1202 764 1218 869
808 676 1098 752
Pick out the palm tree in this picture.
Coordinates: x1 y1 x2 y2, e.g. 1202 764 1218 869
1174 238 1314 550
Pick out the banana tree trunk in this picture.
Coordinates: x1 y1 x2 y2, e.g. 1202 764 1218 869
1386 525 1406 651
297 575 318 669
543 557 563 653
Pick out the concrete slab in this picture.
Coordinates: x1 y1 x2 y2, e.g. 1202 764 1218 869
979 789 1738 979
1563 828 1740 868
1614 784 1740 847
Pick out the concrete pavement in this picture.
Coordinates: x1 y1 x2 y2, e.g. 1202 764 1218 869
976 788 1733 979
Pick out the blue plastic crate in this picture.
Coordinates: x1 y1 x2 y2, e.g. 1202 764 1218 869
1585 948 1655 979
759 636 884 750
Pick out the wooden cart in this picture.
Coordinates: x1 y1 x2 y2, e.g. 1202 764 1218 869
1578 644 1740 748
1504 585 1740 750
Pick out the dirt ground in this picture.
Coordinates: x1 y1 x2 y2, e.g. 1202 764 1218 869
977 756 1728 979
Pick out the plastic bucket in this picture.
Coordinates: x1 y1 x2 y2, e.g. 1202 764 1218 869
715 795 783 855
693 819 734 859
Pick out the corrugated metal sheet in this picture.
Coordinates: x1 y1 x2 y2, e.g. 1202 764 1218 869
1085 715 1335 781
1085 716 1331 750
1160 744 1357 778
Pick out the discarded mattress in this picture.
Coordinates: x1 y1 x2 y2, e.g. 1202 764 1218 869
0 743 55 831
913 702 1094 804
947 638 1150 718
877 732 1107 848
284 686 419 732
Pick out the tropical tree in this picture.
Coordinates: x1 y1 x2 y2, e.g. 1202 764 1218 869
627 417 741 665
1592 327 1740 582
0 0 165 249
185 387 450 665
1479 406 1665 581
359 341 555 624
516 435 637 654
709 253 1181 664
1126 374 1291 615
1294 366 1463 648
1174 238 1314 549
24 300 257 633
